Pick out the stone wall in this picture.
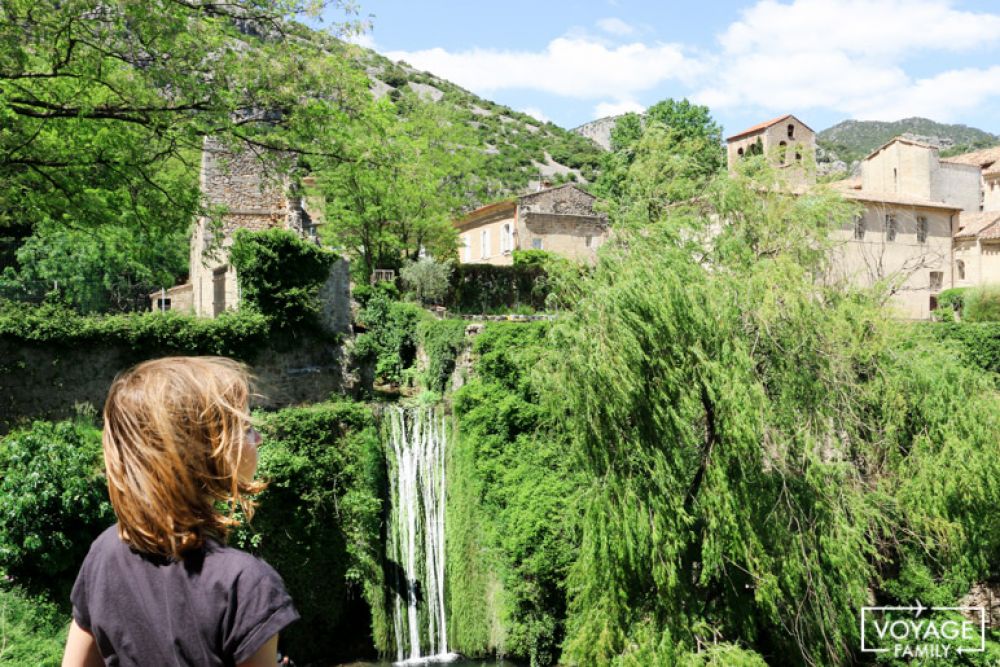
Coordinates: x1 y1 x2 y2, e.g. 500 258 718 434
518 184 598 217
520 212 608 263
0 337 349 433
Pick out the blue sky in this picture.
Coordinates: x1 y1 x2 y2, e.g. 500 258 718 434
321 1 1000 137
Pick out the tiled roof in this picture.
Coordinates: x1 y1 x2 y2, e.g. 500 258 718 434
941 146 1000 170
838 188 962 211
955 211 1000 239
726 114 814 142
454 199 515 227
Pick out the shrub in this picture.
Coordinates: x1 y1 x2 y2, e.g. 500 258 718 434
0 585 69 666
417 318 467 392
0 419 113 589
353 292 427 385
400 257 453 305
962 285 1000 322
937 287 968 319
229 228 338 328
232 401 388 663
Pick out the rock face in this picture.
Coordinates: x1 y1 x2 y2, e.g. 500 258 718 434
572 116 619 151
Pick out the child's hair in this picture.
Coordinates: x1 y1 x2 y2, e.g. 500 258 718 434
102 356 265 559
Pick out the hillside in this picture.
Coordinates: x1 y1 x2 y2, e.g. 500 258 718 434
347 47 604 202
818 117 999 174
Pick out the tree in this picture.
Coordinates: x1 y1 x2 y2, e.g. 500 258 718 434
0 0 369 305
546 163 1000 665
312 92 483 279
593 98 725 209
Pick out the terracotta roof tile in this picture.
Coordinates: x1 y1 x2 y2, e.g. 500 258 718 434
955 211 1000 239
941 146 1000 169
839 189 961 211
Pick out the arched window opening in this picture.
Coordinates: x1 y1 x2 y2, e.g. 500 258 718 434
787 124 795 139
737 147 744 157
957 259 966 280
778 140 788 163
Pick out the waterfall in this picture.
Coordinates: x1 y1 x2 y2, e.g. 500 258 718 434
386 405 456 664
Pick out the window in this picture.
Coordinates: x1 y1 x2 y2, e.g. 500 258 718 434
853 215 865 240
794 151 802 161
778 140 787 163
893 168 898 192
917 216 928 243
155 298 171 312
737 147 744 157
929 295 939 312
481 230 490 258
462 235 471 262
500 223 513 254
787 123 795 139
585 235 593 248
929 271 943 291
531 238 543 250
957 259 966 280
885 214 897 242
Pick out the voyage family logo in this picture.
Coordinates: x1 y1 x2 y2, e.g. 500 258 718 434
861 600 986 659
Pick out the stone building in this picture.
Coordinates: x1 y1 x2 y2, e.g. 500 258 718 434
941 146 1000 212
726 114 816 187
455 183 608 265
728 115 997 319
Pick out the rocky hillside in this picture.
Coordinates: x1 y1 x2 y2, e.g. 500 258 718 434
818 117 999 174
348 47 604 201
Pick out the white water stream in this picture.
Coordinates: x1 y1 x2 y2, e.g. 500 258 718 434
386 406 456 665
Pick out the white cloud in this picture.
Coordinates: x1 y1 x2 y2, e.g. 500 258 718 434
344 31 376 50
695 0 1000 121
520 107 550 123
385 37 702 101
596 17 635 36
594 99 645 118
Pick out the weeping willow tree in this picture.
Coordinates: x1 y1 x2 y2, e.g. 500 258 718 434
544 157 1000 666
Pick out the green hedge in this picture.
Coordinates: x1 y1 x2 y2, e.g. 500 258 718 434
233 401 389 663
927 321 1000 375
0 585 69 666
0 302 270 359
230 228 338 329
447 264 549 314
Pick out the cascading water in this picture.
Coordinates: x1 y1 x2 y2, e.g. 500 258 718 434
385 405 456 665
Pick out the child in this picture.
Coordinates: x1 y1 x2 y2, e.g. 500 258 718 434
62 357 298 667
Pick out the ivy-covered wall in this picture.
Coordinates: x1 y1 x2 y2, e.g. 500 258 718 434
0 306 348 431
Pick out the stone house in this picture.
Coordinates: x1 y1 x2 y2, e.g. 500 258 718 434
728 117 995 319
953 211 1000 288
726 114 816 188
941 146 1000 212
455 183 608 265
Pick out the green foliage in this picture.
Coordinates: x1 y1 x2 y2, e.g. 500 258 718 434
543 165 1000 666
232 401 388 662
447 264 549 314
1 0 367 302
353 292 427 385
593 98 725 217
926 321 1000 375
937 287 968 319
818 118 997 168
229 228 337 328
0 419 113 588
416 319 467 392
448 322 580 666
962 285 1000 322
400 257 453 305
0 302 270 359
512 249 556 268
313 95 483 278
0 585 68 666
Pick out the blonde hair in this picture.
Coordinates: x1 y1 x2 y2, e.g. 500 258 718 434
102 356 265 559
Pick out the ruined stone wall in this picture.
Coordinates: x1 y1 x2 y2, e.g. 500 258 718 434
0 337 349 433
518 184 598 217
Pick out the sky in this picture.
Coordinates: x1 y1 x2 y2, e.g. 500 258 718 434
319 0 1000 137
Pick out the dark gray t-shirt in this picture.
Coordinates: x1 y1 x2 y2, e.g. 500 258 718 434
71 524 299 666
